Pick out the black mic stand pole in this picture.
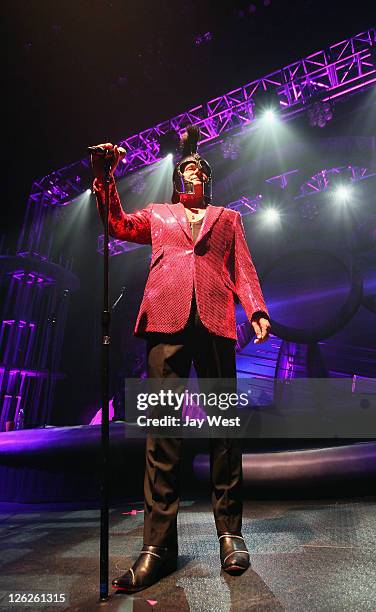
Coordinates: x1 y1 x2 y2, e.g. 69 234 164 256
99 157 112 601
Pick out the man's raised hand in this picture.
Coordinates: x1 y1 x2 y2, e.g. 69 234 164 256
90 143 126 181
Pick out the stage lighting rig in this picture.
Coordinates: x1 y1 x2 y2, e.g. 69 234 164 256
221 137 240 160
305 82 334 128
298 199 320 221
307 99 333 128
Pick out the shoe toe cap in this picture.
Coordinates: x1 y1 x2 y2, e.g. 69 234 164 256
223 553 250 574
112 570 133 589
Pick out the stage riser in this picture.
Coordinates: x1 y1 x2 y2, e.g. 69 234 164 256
1 430 375 503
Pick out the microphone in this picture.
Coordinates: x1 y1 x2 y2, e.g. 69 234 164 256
87 145 126 160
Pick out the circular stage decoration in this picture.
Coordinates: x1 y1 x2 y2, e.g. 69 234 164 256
360 253 376 315
1 428 375 503
194 441 376 497
261 249 363 343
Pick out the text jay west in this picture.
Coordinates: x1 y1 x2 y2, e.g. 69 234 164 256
137 414 241 428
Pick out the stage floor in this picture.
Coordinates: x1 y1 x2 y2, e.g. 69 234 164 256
0 496 375 611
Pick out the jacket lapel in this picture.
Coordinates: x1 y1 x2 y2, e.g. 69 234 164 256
196 205 223 245
167 203 192 242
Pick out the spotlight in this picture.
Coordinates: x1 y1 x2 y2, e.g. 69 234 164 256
165 153 173 160
307 100 333 128
333 184 353 203
305 83 334 128
253 88 281 120
262 208 280 224
261 109 277 123
85 188 92 194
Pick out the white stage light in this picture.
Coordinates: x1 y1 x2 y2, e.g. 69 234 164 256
333 185 352 203
263 208 280 223
262 109 277 123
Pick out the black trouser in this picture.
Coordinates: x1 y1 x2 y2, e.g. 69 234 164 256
143 297 242 550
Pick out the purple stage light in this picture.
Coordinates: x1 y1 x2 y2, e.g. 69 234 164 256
17 252 49 261
8 369 41 377
11 271 55 286
97 235 148 257
2 320 35 328
90 399 115 424
194 32 213 46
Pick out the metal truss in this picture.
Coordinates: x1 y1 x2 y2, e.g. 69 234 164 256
226 195 263 215
295 165 376 198
116 30 375 179
97 164 376 256
27 29 375 211
265 169 300 190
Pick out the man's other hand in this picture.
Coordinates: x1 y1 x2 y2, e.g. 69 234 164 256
251 317 271 344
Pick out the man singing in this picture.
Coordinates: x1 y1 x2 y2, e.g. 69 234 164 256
92 126 270 593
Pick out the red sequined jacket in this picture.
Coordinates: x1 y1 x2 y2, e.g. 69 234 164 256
95 179 269 340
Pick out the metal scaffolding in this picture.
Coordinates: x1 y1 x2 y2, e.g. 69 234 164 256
22 29 376 220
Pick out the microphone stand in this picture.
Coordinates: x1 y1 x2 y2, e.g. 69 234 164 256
112 285 126 311
99 158 112 601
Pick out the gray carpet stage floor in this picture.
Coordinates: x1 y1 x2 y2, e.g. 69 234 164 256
0 497 375 611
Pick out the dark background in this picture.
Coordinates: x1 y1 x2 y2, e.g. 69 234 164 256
4 0 373 244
